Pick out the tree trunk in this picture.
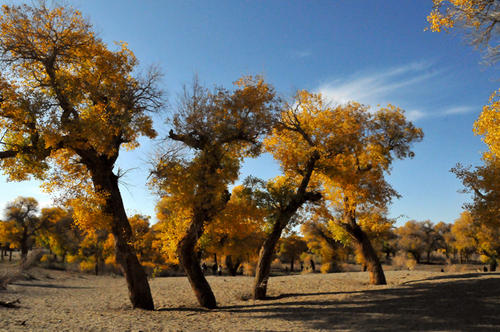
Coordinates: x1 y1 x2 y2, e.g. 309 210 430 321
177 216 216 309
345 222 386 285
225 255 241 276
489 259 497 272
290 256 294 272
254 221 284 299
91 167 154 310
253 151 321 300
20 228 29 263
94 252 99 276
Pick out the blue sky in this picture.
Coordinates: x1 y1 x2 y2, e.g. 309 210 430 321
0 0 497 225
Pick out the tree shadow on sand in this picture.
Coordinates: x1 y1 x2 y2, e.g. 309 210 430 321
11 282 92 289
218 276 500 331
400 272 500 285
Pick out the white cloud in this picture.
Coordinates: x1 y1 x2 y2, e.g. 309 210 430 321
291 50 312 59
316 61 438 106
443 106 477 115
314 61 479 121
405 110 427 121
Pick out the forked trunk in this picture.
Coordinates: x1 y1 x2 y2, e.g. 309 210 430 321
347 222 386 285
92 167 154 310
254 221 284 299
177 216 217 309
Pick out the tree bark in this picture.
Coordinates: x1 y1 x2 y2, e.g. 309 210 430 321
90 166 154 310
254 220 285 299
345 221 386 285
290 257 294 272
177 215 217 309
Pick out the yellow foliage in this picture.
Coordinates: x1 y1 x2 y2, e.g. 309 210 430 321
427 0 489 32
0 3 162 235
153 197 192 263
474 89 500 159
204 185 266 259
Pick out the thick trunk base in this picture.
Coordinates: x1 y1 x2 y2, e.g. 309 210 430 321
179 236 217 309
348 223 387 285
115 241 155 310
254 223 284 300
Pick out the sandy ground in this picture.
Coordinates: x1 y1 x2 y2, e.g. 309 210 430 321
1 266 500 331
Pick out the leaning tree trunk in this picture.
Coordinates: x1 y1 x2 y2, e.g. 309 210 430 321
254 151 321 300
346 222 386 285
254 220 285 299
91 167 154 310
177 214 217 309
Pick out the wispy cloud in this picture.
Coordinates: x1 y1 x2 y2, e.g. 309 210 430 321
405 109 427 121
291 50 312 59
443 106 477 115
315 61 477 121
317 61 437 106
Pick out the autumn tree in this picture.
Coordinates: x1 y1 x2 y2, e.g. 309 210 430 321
251 90 358 299
203 185 266 276
474 90 500 160
66 229 112 275
452 210 500 269
428 0 499 64
3 197 44 262
452 158 500 268
243 175 322 299
420 220 441 263
428 1 499 160
301 219 345 272
452 158 500 230
434 221 456 261
36 207 81 263
0 220 16 261
278 234 308 272
315 100 422 285
151 77 279 308
0 3 163 309
128 214 163 267
396 220 427 263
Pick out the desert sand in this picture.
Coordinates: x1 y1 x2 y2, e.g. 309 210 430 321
1 267 499 331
